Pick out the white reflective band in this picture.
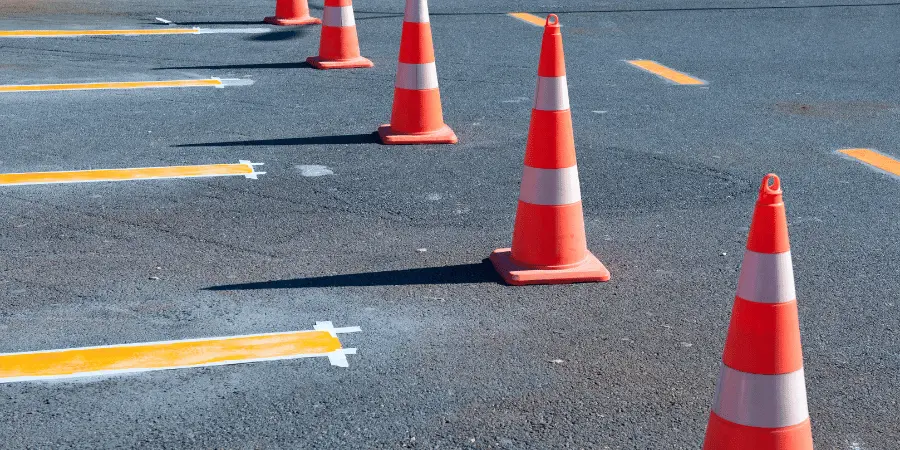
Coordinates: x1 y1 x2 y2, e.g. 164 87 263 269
519 166 581 206
395 62 439 90
404 0 430 23
712 365 809 428
736 250 795 304
322 6 355 27
534 76 570 111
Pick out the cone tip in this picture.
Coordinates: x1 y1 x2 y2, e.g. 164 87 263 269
545 14 560 28
758 173 783 203
761 173 781 193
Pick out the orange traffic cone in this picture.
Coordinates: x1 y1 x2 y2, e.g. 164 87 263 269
306 0 373 69
377 0 457 144
489 14 610 286
264 0 321 26
703 174 813 450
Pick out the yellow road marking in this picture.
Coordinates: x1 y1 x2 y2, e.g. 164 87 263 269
509 12 547 27
626 60 707 85
0 79 223 93
0 323 360 383
0 28 200 37
839 148 900 177
0 161 264 186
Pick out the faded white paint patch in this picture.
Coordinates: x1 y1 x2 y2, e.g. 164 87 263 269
425 193 442 201
296 165 334 177
217 78 255 87
502 96 529 103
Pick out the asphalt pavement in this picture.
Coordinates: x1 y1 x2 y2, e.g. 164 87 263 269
1 0 898 448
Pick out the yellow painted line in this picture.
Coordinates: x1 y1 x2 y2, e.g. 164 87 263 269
0 79 225 93
509 12 547 27
0 322 360 383
0 161 265 186
0 28 200 37
626 60 707 85
839 148 900 178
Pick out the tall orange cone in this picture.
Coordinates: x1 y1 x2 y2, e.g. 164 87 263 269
703 174 813 450
489 14 610 286
264 0 321 26
377 0 457 144
306 0 373 69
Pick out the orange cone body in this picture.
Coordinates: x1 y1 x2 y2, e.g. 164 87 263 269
264 0 321 26
377 0 457 144
306 0 373 70
703 174 813 450
489 14 610 286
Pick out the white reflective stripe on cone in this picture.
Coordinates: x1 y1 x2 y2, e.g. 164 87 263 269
735 250 796 304
395 62 439 90
519 166 582 206
712 365 809 428
322 6 356 27
534 76 570 111
404 0 430 23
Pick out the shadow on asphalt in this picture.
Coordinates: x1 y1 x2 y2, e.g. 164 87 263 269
205 260 502 290
155 61 312 70
248 29 311 41
176 132 380 147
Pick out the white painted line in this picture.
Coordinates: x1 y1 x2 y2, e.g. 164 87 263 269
326 348 357 367
314 321 363 337
155 17 175 25
239 160 266 179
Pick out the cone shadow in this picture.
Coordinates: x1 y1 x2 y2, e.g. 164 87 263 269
248 29 310 41
205 261 501 290
176 132 379 148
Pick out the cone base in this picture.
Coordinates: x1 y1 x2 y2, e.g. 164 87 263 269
306 56 374 70
703 413 813 450
377 124 458 145
264 16 322 26
489 248 610 286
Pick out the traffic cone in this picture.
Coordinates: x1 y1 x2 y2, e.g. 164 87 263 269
306 0 373 69
264 0 321 26
703 174 813 450
488 14 610 286
377 0 457 144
